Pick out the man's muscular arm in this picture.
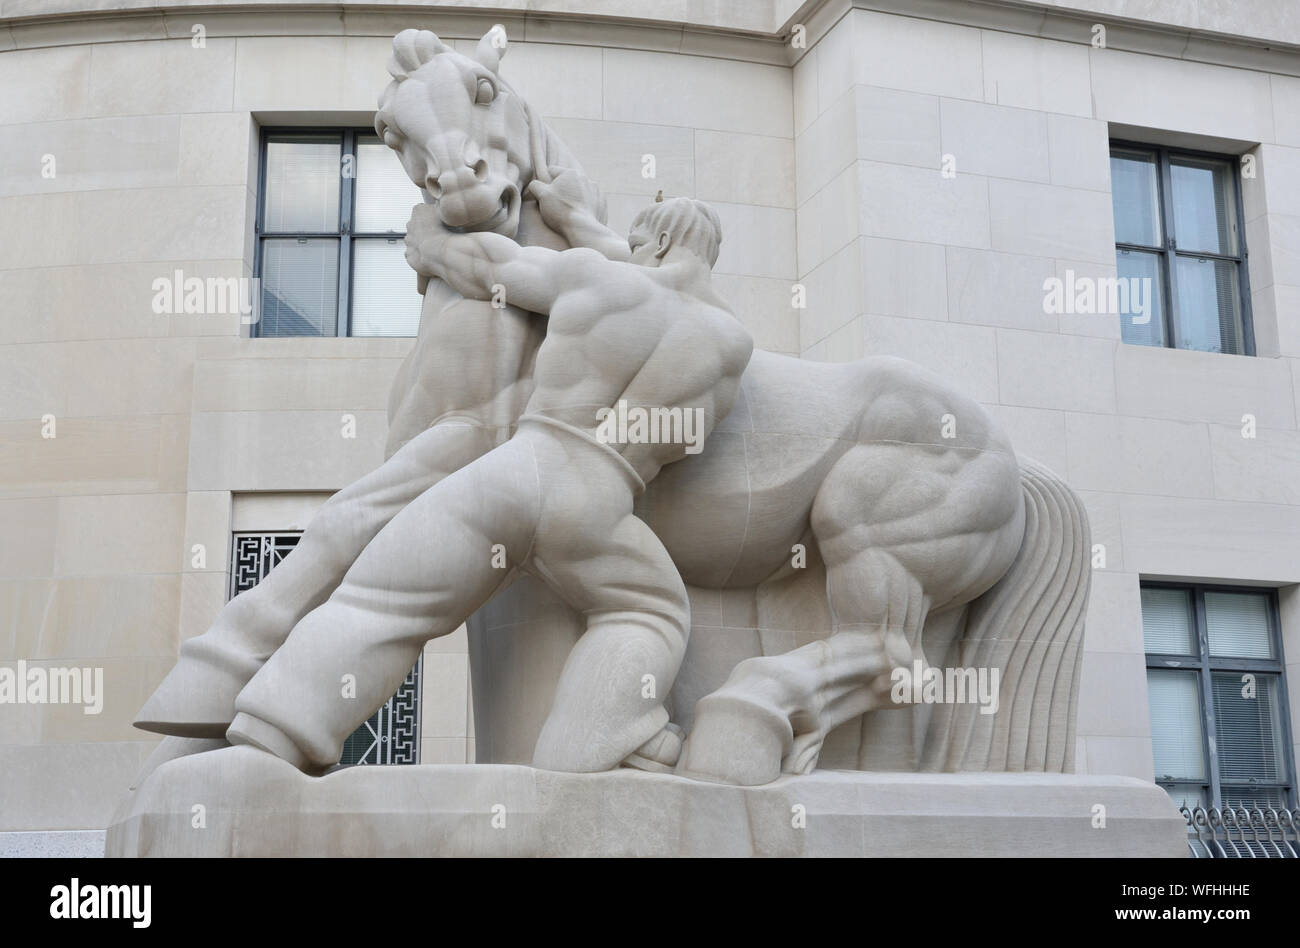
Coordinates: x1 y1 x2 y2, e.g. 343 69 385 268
527 170 631 262
405 206 568 315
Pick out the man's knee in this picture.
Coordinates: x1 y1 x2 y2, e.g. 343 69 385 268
588 605 688 659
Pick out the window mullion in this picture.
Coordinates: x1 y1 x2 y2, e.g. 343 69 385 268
252 128 269 339
1268 593 1299 805
338 129 356 338
1206 657 1283 674
1194 588 1223 808
1232 155 1256 356
1146 652 1201 667
256 231 340 239
1171 248 1242 265
1157 147 1181 351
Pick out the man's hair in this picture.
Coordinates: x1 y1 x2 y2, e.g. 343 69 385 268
630 197 722 267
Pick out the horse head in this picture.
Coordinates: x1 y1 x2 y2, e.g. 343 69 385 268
375 25 537 236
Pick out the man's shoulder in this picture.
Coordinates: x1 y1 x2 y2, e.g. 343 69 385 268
554 247 651 287
556 246 613 266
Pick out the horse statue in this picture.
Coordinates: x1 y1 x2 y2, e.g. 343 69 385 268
133 25 1090 788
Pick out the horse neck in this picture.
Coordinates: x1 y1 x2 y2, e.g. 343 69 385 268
416 109 577 372
514 201 569 251
508 92 590 250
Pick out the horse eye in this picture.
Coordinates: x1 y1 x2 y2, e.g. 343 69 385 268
383 128 402 149
475 78 496 105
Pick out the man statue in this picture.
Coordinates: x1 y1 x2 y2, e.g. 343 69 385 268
223 193 754 774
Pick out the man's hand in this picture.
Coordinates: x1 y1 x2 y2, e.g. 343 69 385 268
526 167 605 234
527 168 629 262
404 203 452 294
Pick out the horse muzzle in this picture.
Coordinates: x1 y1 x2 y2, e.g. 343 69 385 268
434 182 519 234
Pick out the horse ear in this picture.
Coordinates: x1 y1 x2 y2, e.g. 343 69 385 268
476 24 508 73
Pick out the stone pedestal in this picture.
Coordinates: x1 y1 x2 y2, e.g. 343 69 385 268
106 746 1187 857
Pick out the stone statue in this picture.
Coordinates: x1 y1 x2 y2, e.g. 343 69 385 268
227 193 753 775
132 25 1091 792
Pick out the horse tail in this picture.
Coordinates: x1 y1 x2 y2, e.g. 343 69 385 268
921 458 1090 773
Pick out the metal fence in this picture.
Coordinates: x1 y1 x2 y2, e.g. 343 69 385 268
1182 806 1300 857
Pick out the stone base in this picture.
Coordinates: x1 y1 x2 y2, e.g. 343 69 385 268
0 830 106 858
105 745 1186 857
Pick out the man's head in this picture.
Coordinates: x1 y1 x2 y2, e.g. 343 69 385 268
627 197 722 268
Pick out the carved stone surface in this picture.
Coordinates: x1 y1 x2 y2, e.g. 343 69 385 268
107 746 1186 858
114 25 1158 855
133 25 1090 784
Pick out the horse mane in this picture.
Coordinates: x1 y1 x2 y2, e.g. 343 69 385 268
496 75 605 222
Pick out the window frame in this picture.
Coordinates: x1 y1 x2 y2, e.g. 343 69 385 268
253 126 413 338
1142 581 1296 809
1110 140 1255 356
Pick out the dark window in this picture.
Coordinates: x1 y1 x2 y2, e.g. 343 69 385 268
255 129 422 338
1110 143 1253 355
1141 583 1294 810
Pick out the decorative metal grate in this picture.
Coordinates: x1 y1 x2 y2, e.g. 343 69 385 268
1182 806 1300 857
230 533 302 597
230 532 421 765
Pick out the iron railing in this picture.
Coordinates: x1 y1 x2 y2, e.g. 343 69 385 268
1182 806 1300 857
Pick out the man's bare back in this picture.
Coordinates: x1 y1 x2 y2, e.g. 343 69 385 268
405 196 753 486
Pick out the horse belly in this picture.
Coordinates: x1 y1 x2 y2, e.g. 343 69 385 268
634 430 846 588
635 430 753 587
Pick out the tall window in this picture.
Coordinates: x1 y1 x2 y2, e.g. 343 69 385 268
255 128 423 338
1142 583 1294 810
1110 143 1252 355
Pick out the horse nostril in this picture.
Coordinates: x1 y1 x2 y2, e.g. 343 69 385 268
426 177 442 199
472 159 488 182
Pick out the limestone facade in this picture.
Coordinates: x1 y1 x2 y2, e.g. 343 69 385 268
3 0 1299 834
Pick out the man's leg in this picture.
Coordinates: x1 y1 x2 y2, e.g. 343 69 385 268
227 437 541 771
135 421 503 737
529 507 691 774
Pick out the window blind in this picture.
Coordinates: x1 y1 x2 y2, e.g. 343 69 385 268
1141 586 1196 654
1212 671 1284 784
1147 668 1206 782
1205 591 1273 659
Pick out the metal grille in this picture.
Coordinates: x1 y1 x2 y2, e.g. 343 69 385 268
230 532 421 765
230 533 302 597
1182 806 1300 857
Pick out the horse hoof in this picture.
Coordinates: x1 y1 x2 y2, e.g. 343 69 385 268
133 656 244 738
675 697 786 786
